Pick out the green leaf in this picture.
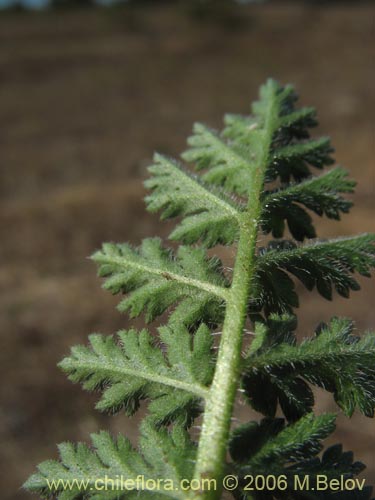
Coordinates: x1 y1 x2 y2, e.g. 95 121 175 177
253 235 375 314
229 414 336 467
244 316 375 418
181 79 284 196
222 113 259 143
182 122 261 196
268 136 334 181
145 153 242 247
262 167 355 241
59 323 213 425
229 417 285 464
277 106 317 132
224 105 317 146
230 417 367 500
92 238 229 326
24 421 196 499
246 413 336 466
24 78 375 500
224 82 334 185
183 80 334 207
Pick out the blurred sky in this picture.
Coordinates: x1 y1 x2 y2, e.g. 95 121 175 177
0 0 123 7
0 0 263 9
0 0 50 7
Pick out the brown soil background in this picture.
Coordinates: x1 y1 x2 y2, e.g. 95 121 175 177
0 3 374 499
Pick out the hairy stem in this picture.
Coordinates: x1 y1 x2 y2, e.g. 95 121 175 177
192 86 278 500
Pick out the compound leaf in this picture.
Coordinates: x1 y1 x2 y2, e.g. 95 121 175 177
262 167 355 241
243 316 375 419
24 421 196 500
92 238 229 327
145 153 242 247
230 416 367 500
59 323 213 426
253 235 375 315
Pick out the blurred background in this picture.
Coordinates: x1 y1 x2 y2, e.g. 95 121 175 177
1 1 374 499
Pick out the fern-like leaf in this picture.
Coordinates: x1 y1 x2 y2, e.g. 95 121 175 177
261 167 355 241
59 323 213 425
24 78 375 500
230 415 368 500
232 413 336 467
24 421 196 500
224 104 317 145
92 238 229 326
267 136 334 183
182 122 261 196
252 235 375 315
144 153 242 247
184 81 334 198
243 316 375 419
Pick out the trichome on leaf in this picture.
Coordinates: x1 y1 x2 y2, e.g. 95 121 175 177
25 79 375 500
